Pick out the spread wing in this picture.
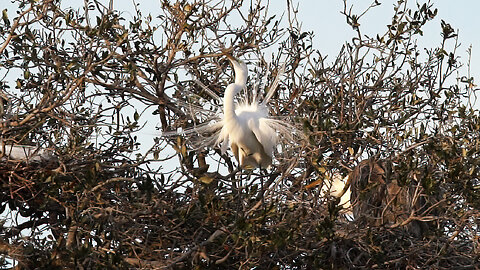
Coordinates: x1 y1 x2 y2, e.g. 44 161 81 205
247 117 276 158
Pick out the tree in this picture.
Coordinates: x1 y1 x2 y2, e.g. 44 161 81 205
0 0 478 268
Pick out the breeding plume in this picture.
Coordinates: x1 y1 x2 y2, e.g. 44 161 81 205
163 54 295 169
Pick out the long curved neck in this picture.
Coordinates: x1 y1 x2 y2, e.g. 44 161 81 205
223 84 239 121
235 71 247 86
224 58 247 122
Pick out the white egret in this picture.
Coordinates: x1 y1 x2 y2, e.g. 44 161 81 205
215 55 277 169
321 172 351 210
163 54 298 170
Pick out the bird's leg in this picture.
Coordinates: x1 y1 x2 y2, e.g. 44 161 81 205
235 165 241 213
237 165 243 200
232 166 239 195
261 168 265 206
255 167 268 205
255 168 279 206
235 164 248 212
227 165 242 217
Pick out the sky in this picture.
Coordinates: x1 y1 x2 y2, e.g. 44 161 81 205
297 0 480 80
112 0 479 85
4 0 478 88
73 0 477 77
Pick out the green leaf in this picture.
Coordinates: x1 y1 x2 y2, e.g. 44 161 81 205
2 9 9 26
134 111 140 121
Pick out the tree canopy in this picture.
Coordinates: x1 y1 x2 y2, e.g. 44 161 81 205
0 0 479 269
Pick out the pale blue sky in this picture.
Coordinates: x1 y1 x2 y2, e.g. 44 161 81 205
115 0 480 81
5 1 478 80
289 1 480 80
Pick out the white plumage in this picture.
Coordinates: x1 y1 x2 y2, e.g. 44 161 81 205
216 55 277 168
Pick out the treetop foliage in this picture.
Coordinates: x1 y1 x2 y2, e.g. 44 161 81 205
0 0 478 269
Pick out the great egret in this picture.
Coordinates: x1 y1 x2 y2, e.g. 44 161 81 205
163 54 297 170
215 55 277 169
321 172 351 211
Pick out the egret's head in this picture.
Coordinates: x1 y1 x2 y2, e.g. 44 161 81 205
226 55 248 86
